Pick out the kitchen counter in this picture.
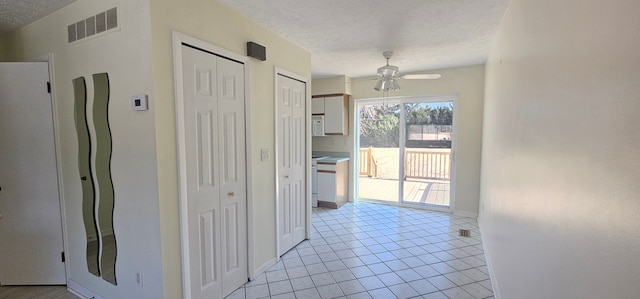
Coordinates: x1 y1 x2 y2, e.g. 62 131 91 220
316 157 349 164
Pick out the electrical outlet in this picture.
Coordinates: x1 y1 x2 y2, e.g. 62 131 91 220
136 270 143 287
260 149 270 161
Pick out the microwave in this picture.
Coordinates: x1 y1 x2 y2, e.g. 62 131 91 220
312 115 325 137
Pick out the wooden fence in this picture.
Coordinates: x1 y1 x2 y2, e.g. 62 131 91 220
359 147 378 177
359 147 450 180
404 150 451 180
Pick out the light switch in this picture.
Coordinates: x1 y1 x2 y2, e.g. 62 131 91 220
131 94 148 111
260 149 270 161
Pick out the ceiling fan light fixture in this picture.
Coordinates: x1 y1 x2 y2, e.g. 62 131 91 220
374 79 384 91
374 77 400 92
391 79 400 91
372 51 440 92
377 65 399 77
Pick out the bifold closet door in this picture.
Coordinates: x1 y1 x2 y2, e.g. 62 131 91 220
181 45 247 298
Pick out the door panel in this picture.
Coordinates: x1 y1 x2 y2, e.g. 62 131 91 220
277 74 306 256
182 45 247 298
290 87 306 243
0 62 66 285
183 47 222 297
278 87 293 252
216 57 247 297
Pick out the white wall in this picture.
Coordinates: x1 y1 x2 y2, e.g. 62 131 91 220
480 0 640 298
149 1 311 297
315 65 485 215
9 0 164 298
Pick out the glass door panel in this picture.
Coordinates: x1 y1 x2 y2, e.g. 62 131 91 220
357 102 401 203
401 101 453 207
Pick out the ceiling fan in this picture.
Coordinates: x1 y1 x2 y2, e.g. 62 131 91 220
374 51 441 91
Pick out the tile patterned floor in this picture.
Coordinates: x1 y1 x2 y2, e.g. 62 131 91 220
227 202 493 299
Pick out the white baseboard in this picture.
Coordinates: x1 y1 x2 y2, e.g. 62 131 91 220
480 229 501 299
252 257 277 280
67 279 104 299
453 210 478 218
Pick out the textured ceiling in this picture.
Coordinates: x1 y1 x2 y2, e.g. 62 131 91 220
217 0 510 78
0 0 76 33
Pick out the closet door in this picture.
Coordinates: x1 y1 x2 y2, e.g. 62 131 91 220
181 45 247 298
277 74 307 256
216 57 247 297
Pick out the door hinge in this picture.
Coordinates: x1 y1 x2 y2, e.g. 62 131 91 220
61 251 65 263
47 82 51 93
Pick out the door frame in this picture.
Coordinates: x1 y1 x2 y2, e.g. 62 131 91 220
172 31 253 298
36 53 71 283
353 93 459 213
273 68 311 260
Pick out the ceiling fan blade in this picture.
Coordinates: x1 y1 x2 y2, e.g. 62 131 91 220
401 74 442 80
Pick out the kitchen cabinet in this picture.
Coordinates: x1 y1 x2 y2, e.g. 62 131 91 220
312 94 348 135
311 98 324 114
317 160 349 208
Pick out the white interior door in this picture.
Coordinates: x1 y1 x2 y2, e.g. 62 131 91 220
181 45 247 298
0 62 66 285
277 74 306 256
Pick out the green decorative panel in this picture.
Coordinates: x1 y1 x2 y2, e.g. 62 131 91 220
72 77 100 277
92 73 117 285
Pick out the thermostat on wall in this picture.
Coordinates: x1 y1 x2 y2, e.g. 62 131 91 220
131 94 148 111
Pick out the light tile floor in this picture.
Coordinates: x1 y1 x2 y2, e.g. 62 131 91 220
227 202 493 299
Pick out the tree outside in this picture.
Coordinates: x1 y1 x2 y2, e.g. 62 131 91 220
359 102 453 148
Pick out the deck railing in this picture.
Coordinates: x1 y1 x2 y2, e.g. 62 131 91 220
359 147 378 177
405 150 451 180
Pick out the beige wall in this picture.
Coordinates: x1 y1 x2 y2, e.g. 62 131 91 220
9 0 164 298
149 0 311 297
480 0 640 298
0 33 11 61
314 64 485 215
312 75 352 95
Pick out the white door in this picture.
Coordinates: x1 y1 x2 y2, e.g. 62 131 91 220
277 74 306 256
0 62 66 285
181 45 247 298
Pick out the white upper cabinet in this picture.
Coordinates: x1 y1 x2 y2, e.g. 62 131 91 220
311 97 325 114
312 94 348 135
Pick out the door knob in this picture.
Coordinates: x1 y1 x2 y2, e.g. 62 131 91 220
284 175 289 178
81 176 87 181
228 192 235 197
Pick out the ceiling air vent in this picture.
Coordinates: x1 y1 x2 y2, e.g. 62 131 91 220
106 7 118 30
76 19 86 40
86 16 96 37
68 7 118 43
459 229 471 238
67 24 76 43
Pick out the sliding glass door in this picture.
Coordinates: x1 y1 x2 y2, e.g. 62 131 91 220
356 95 455 209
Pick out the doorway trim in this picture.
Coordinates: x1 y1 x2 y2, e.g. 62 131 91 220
353 93 459 212
172 31 253 298
33 53 71 284
273 67 311 260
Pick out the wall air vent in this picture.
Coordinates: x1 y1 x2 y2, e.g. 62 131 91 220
68 6 119 44
459 229 471 238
